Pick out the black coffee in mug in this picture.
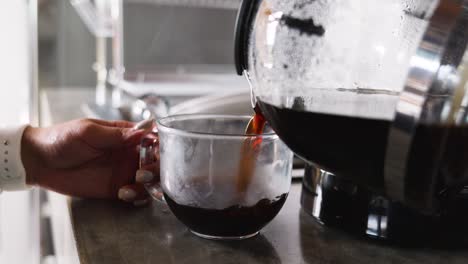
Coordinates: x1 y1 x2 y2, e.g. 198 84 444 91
164 192 288 237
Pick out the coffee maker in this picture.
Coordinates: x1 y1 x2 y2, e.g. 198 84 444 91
235 0 468 245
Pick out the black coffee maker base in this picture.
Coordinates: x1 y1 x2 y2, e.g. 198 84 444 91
300 165 468 248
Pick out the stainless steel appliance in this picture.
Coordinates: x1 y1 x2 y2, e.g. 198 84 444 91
235 0 468 245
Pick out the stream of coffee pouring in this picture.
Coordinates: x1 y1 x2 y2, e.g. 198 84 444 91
236 72 267 193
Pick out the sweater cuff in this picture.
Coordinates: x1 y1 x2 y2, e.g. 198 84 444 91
0 124 30 192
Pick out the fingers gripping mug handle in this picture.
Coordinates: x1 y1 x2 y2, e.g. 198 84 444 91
139 123 165 202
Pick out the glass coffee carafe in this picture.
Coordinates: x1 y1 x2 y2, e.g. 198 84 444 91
235 0 468 243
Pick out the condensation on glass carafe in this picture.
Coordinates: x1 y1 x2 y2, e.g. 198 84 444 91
248 0 439 120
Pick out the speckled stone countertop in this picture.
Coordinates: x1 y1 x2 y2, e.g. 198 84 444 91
44 88 468 264
69 183 468 264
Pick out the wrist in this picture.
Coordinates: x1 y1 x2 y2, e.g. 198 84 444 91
21 126 43 186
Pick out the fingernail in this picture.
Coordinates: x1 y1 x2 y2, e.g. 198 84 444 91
134 199 150 207
118 188 137 201
133 118 155 131
136 170 154 183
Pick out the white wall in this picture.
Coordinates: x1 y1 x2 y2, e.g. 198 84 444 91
0 1 40 264
0 1 31 125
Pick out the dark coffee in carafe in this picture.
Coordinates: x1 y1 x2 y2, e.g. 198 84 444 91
256 89 468 195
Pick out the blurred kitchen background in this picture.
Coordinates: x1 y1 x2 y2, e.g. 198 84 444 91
2 0 255 263
39 0 248 102
38 0 255 124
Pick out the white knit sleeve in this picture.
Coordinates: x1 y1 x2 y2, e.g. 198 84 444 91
0 124 30 192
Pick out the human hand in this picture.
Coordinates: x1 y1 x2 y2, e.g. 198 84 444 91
132 119 160 204
21 119 150 204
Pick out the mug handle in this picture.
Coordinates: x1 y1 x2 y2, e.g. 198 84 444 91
139 123 165 202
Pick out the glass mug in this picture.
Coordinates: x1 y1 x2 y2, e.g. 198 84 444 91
140 114 293 240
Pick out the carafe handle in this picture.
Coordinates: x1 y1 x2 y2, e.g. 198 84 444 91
385 0 467 212
234 0 260 75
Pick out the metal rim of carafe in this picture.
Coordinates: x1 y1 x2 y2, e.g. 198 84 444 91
385 0 468 211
